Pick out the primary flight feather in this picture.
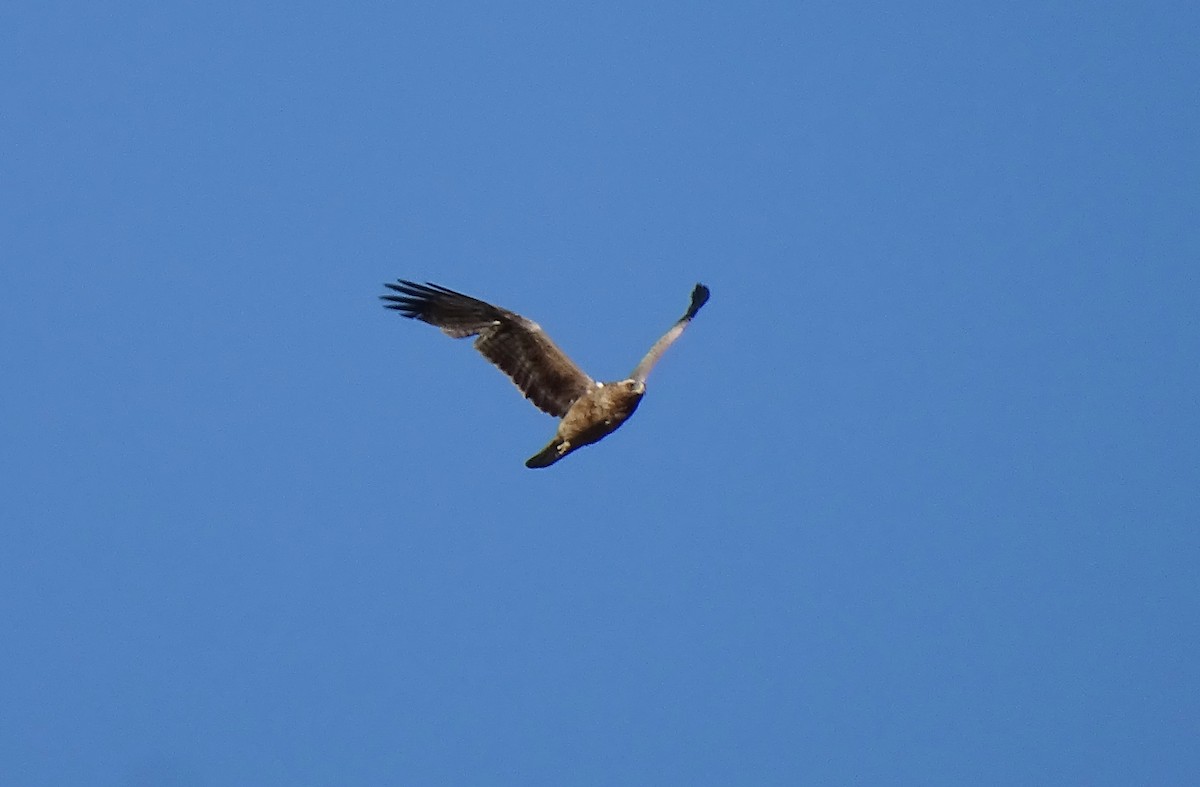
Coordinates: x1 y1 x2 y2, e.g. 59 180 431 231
381 280 710 468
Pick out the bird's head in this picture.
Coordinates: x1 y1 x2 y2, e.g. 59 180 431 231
619 379 646 396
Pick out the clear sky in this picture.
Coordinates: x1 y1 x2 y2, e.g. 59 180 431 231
2 2 1198 785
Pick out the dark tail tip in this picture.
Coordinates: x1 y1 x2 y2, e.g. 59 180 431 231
525 443 561 469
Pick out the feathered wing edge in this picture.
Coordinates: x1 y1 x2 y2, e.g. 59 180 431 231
629 283 710 384
381 280 595 417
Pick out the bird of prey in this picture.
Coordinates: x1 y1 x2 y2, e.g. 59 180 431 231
381 280 710 468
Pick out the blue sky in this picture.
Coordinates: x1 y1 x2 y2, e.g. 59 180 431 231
2 2 1198 784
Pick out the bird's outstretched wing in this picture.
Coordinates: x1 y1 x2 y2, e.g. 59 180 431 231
629 283 710 383
382 280 595 417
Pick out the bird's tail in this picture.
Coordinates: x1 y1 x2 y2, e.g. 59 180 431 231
525 439 564 469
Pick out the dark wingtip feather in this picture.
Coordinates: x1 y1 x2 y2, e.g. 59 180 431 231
686 283 710 320
379 285 419 317
381 280 448 318
380 295 410 312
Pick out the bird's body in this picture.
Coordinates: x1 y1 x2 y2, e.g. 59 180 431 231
381 280 709 468
525 379 646 468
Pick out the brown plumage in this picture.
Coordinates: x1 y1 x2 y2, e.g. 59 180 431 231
381 280 710 468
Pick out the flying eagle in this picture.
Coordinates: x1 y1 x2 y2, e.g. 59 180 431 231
381 280 710 468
